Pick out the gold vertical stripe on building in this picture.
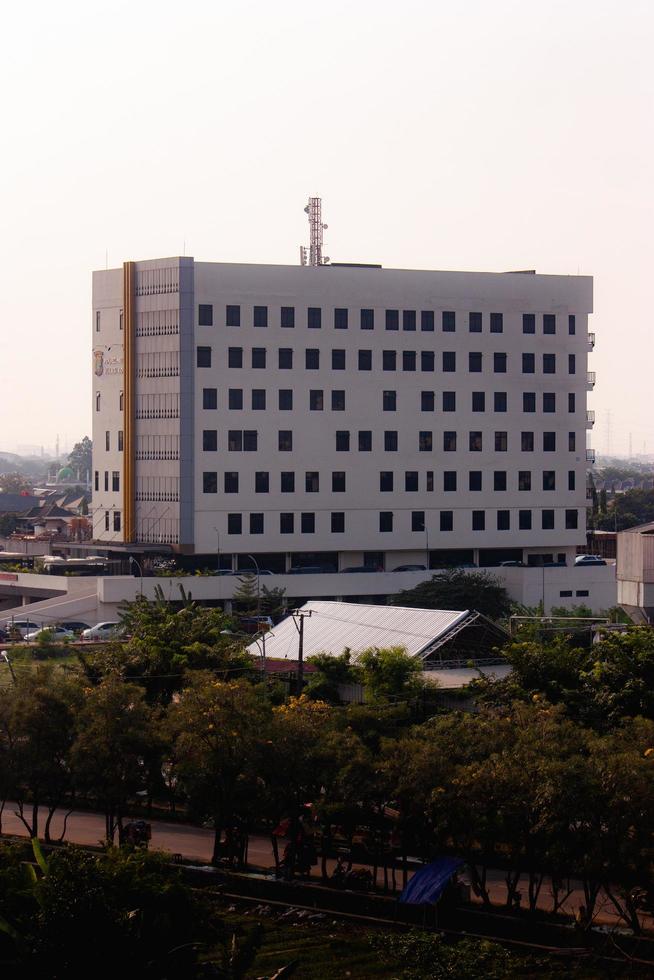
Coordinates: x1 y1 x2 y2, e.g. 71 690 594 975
123 261 135 542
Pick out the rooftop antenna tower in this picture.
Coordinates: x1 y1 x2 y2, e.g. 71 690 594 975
300 197 329 267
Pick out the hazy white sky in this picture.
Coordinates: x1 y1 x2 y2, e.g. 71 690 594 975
1 0 652 456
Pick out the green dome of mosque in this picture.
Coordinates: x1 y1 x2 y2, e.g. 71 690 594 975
56 466 75 482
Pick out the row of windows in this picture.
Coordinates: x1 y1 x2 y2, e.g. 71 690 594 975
212 508 580 534
199 304 576 336
95 471 121 492
103 511 122 531
197 346 577 374
200 429 579 453
103 431 124 452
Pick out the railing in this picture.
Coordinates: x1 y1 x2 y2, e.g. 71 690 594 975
586 410 595 428
588 332 595 351
587 371 596 389
586 448 596 463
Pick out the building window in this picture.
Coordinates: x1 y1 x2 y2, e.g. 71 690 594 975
331 390 345 411
197 346 211 368
359 431 372 451
442 391 456 412
519 510 532 530
199 304 213 326
569 314 576 335
494 352 507 373
119 310 123 330
243 430 257 451
228 431 242 451
111 471 120 492
280 513 294 534
472 391 485 412
440 510 453 531
279 348 293 369
442 311 456 332
421 391 435 411
468 352 482 372
522 353 535 373
543 471 556 491
490 312 503 333
252 389 266 410
443 471 457 492
403 310 416 331
332 471 346 492
279 389 293 410
543 353 556 374
250 513 264 534
228 347 242 368
383 350 396 371
227 514 242 534
560 590 573 598
380 471 394 492
203 430 217 451
94 471 99 491
119 391 123 411
307 307 322 329
543 393 556 413
105 431 110 451
469 431 482 451
522 313 535 334
568 393 576 413
226 305 240 326
118 431 123 452
419 431 433 451
229 389 243 410
334 308 348 330
497 510 510 530
301 512 315 533
384 431 398 452
358 350 372 370
336 431 350 451
331 512 345 533
521 432 534 451
203 472 218 493
494 392 507 412
568 470 576 491
469 311 482 332
421 351 435 372
523 392 536 413
281 472 295 492
421 310 434 332
360 308 374 330
411 511 425 531
469 471 482 491
426 472 434 491
569 432 576 451
494 471 507 491
255 472 269 493
281 306 295 328
568 354 576 374
472 511 485 531
405 471 419 492
224 472 239 493
542 510 555 530
576 589 589 598
379 511 393 532
543 314 556 334
306 472 319 492
383 390 396 411
253 305 268 328
96 311 101 332
403 350 416 372
306 348 320 369
385 309 399 331
443 351 456 372
565 509 578 529
96 392 101 412
252 348 266 369
518 471 531 490
332 349 346 370
104 511 109 530
443 431 457 451
543 432 556 452
310 390 324 411
113 511 121 532
203 387 217 409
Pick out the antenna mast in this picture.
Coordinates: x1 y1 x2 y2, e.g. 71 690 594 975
301 197 329 266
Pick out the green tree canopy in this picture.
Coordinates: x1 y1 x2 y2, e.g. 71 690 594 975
67 436 92 476
391 569 512 620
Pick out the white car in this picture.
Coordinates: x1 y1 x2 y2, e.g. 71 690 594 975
81 621 122 640
24 626 76 642
1 620 40 638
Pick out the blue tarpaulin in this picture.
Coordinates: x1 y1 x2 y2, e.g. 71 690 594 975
398 857 464 905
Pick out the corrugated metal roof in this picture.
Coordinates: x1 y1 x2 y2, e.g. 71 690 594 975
247 601 469 661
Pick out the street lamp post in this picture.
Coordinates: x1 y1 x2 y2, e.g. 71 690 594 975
129 556 143 597
0 651 16 685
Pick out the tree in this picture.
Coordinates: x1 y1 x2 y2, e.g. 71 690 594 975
391 569 512 620
0 472 31 494
0 514 17 536
260 584 287 621
232 573 259 615
305 650 361 703
358 646 424 703
67 436 92 477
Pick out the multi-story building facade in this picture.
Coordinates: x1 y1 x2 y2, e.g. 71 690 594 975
92 257 594 571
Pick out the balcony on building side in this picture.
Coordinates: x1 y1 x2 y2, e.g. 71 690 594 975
586 410 595 429
586 371 596 390
588 332 595 351
586 448 596 464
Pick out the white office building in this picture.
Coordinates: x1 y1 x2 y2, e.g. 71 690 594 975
91 257 595 573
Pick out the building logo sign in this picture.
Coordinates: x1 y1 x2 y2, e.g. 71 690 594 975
94 350 104 376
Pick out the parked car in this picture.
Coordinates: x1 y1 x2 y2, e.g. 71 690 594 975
340 565 381 573
287 565 336 575
233 568 274 576
81 622 123 640
0 620 40 638
0 627 10 643
58 620 91 634
24 626 76 642
499 560 525 567
574 555 606 566
392 564 427 572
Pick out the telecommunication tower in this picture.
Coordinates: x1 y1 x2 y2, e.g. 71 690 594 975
300 197 329 266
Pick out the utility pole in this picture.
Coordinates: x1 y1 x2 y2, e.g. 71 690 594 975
291 609 312 693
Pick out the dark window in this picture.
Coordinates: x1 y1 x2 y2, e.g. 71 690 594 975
383 350 396 371
522 313 535 334
332 390 345 411
443 351 456 372
440 511 453 531
405 471 419 492
199 304 213 326
306 348 320 369
412 511 425 531
243 430 257 452
197 346 211 368
332 349 346 370
566 509 578 529
379 511 393 532
543 392 556 413
402 310 416 331
569 432 576 451
104 471 108 491
251 389 266 410
519 510 532 530
384 431 398 451
278 430 293 451
228 347 242 368
226 305 240 326
568 354 576 374
568 393 575 413
497 510 510 530
281 306 295 328
521 431 534 451
468 352 482 372
421 391 435 411
255 472 269 493
203 472 218 493
301 512 315 533
522 352 535 373
472 511 485 531
360 308 374 330
118 431 123 452
443 471 457 491
543 314 556 334
403 350 416 371
224 472 239 493
419 431 433 451
380 471 394 492
203 387 217 409
252 347 266 369
543 431 556 452
490 312 503 333
281 472 295 492
421 351 435 372
494 352 507 373
494 471 507 491
469 471 482 491
308 307 322 329
543 353 556 374
469 431 482 451
279 389 293 410
227 513 242 534
332 471 346 492
310 390 324 411
228 430 242 451
542 510 555 530
113 512 121 532
331 512 345 533
560 590 573 598
469 311 482 332
442 310 456 332
543 471 556 491
523 392 536 413
253 305 268 328
426 472 434 491
279 348 293 369
250 513 264 534
359 430 372 451
305 471 319 492
112 471 120 492
421 310 435 332
568 470 576 491
336 431 350 451
203 430 217 451
442 391 456 411
576 589 589 598
280 513 294 534
229 389 243 410
568 314 576 335
383 390 396 411
385 309 399 331
494 391 507 412
443 431 457 451
94 471 99 491
358 350 372 370
518 471 531 491
472 391 485 412
334 308 348 330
